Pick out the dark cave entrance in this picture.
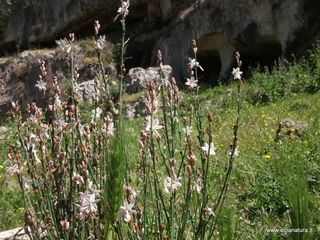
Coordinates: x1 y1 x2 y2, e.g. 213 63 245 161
238 36 283 77
196 34 283 86
197 50 222 86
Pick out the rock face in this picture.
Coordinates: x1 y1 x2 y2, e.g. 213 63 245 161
0 45 115 122
1 0 319 83
124 65 172 93
153 0 320 82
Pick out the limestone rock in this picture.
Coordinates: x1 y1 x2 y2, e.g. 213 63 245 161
0 46 114 122
0 227 29 240
1 0 318 83
76 80 96 103
0 126 8 140
275 118 308 141
124 65 172 93
125 98 146 120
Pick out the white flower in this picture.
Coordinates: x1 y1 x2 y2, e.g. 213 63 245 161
88 180 101 197
54 95 61 109
102 121 116 137
107 122 116 136
182 126 193 135
95 35 107 50
23 178 32 190
206 207 215 216
28 115 38 124
119 199 136 223
117 0 130 16
32 149 41 165
55 118 67 132
192 178 202 194
164 172 182 194
185 76 198 89
232 67 243 80
35 79 47 92
78 123 84 136
55 38 69 46
72 172 84 185
112 106 119 115
77 192 100 217
39 229 47 239
40 124 50 139
6 164 21 175
144 116 163 132
29 133 39 143
201 143 217 156
92 107 103 119
189 58 204 71
228 148 240 157
55 38 72 53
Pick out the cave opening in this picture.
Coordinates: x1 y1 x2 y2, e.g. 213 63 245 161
197 50 222 86
196 34 283 86
237 36 283 77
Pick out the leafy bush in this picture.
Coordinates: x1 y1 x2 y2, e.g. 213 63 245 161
245 46 320 105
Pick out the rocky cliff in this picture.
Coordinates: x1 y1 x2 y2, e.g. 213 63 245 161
0 42 116 122
1 0 320 77
0 0 319 120
1 0 319 80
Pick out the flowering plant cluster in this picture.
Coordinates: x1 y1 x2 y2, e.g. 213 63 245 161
6 1 244 239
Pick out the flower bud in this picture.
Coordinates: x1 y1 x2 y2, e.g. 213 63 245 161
69 33 75 42
208 111 213 122
187 155 196 167
169 158 176 167
94 20 101 35
187 165 193 175
60 220 70 231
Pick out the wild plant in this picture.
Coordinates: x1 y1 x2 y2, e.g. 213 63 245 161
5 0 245 239
287 175 311 240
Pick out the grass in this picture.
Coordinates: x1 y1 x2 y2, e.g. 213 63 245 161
0 42 319 238
1 88 319 236
0 132 24 231
75 37 114 67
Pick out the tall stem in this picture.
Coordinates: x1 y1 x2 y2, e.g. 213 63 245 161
118 17 126 128
208 76 242 239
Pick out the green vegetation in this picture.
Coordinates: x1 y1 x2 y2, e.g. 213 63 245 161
0 30 319 240
75 38 114 67
0 129 24 230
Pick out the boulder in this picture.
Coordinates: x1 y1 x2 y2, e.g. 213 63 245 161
275 118 308 141
0 227 29 240
0 126 8 140
124 65 172 93
76 80 96 103
125 98 146 120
